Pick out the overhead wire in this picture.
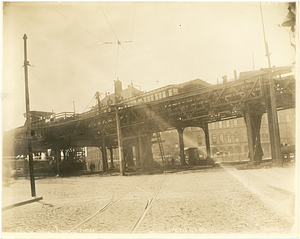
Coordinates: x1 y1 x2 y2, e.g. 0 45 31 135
98 4 120 42
99 3 159 84
115 44 120 80
131 3 137 41
222 4 282 27
120 44 158 82
82 93 97 113
46 4 105 42
32 65 114 81
31 43 104 63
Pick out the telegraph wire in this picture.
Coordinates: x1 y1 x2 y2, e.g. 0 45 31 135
115 44 120 80
99 3 158 84
223 4 281 27
245 2 286 17
33 65 114 81
131 3 137 42
46 4 105 42
31 43 104 63
98 4 120 42
120 44 158 82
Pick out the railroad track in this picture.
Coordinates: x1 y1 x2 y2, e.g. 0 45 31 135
68 174 167 233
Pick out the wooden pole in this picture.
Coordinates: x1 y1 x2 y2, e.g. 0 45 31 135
23 34 36 197
116 106 125 175
260 4 283 166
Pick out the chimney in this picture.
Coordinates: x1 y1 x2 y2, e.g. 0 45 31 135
114 79 122 97
222 75 227 84
234 70 237 81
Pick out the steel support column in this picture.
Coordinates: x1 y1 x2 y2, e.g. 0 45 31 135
203 122 211 158
266 100 275 160
138 136 144 170
101 134 108 172
177 127 187 166
56 146 61 176
243 104 263 164
109 147 114 169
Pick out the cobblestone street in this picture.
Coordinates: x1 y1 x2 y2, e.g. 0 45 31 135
1 164 297 237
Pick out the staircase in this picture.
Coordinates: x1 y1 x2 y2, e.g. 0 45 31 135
155 131 165 166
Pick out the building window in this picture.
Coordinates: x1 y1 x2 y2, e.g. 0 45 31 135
150 95 154 101
227 133 232 143
162 91 166 98
234 132 239 142
155 93 159 100
219 133 224 143
212 134 217 144
173 88 178 95
226 121 230 128
168 89 173 96
233 120 238 126
197 135 202 145
212 123 215 129
219 122 222 128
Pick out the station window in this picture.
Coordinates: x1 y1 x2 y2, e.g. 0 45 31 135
155 93 159 100
150 95 154 101
168 89 173 96
158 92 162 99
162 91 166 98
147 96 151 102
173 88 178 95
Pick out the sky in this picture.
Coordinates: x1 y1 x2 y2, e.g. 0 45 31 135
1 1 297 132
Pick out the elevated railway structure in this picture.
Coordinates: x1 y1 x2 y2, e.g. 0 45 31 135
4 66 295 172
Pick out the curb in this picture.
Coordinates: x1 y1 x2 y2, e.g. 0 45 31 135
2 196 43 211
268 185 295 196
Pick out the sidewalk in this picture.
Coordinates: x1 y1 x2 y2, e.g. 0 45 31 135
2 178 43 210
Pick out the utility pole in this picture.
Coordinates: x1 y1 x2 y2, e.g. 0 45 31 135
260 4 283 166
115 102 125 175
23 34 36 196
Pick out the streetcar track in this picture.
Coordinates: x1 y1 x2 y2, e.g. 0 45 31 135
68 188 114 232
67 175 152 232
67 174 167 233
130 174 167 233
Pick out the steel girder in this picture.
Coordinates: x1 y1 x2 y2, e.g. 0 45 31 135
6 70 295 151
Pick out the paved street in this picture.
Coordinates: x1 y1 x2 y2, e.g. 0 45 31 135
1 163 297 237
